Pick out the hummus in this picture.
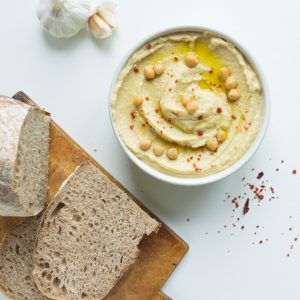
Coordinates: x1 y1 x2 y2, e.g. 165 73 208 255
111 31 263 177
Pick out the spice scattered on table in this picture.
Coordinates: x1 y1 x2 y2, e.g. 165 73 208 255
203 158 299 257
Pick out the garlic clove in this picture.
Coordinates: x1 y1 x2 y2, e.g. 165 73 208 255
88 14 112 39
95 2 118 29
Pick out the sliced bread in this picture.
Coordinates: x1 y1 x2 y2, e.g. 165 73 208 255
0 215 49 300
0 96 50 217
32 162 159 300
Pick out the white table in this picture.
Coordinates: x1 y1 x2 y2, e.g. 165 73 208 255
1 1 300 299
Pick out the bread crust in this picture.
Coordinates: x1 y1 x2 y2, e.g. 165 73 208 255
0 96 50 216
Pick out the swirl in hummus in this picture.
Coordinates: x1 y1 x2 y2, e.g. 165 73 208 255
111 31 263 177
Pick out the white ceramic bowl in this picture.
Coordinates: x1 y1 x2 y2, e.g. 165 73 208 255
109 26 270 186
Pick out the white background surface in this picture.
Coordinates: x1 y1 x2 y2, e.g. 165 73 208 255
1 1 300 299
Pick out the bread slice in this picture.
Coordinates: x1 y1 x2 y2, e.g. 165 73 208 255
32 162 159 300
0 215 49 300
0 96 50 217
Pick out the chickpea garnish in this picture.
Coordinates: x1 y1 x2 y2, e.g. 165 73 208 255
139 139 152 151
153 144 164 157
184 52 198 68
167 148 178 160
154 63 165 76
227 89 240 101
186 101 198 115
133 96 143 106
206 137 219 151
216 129 226 142
181 95 192 106
144 66 155 80
219 67 231 82
225 77 238 90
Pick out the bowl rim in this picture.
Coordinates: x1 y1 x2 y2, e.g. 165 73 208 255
108 26 270 186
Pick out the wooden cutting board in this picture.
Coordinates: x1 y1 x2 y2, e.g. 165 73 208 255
0 92 187 300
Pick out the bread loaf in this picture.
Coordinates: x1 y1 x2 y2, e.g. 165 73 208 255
0 215 49 300
32 162 159 300
0 96 50 216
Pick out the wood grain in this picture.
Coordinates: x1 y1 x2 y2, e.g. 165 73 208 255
0 91 188 300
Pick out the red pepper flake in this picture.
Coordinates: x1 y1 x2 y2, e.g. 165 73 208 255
231 114 237 120
175 79 179 83
145 96 149 101
174 56 179 62
129 125 134 130
216 107 222 113
292 169 297 175
257 171 264 179
192 163 201 172
130 111 136 120
154 108 159 114
259 240 263 244
133 66 139 73
270 187 275 193
146 43 152 49
249 184 254 190
196 130 204 136
243 198 250 215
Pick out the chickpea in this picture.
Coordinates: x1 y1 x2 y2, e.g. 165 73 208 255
133 96 143 106
225 77 238 90
167 148 178 160
139 139 152 151
154 63 165 76
184 53 198 68
227 89 240 101
144 66 155 80
181 95 192 106
219 67 231 82
216 129 226 142
206 137 219 151
153 144 164 157
186 101 198 115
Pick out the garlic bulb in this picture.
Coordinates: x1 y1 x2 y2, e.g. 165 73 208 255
88 2 118 39
37 0 91 38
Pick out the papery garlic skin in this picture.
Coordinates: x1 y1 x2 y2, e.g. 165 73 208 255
37 0 91 38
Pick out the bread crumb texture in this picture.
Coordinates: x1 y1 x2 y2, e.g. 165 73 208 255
0 215 49 300
32 162 159 300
